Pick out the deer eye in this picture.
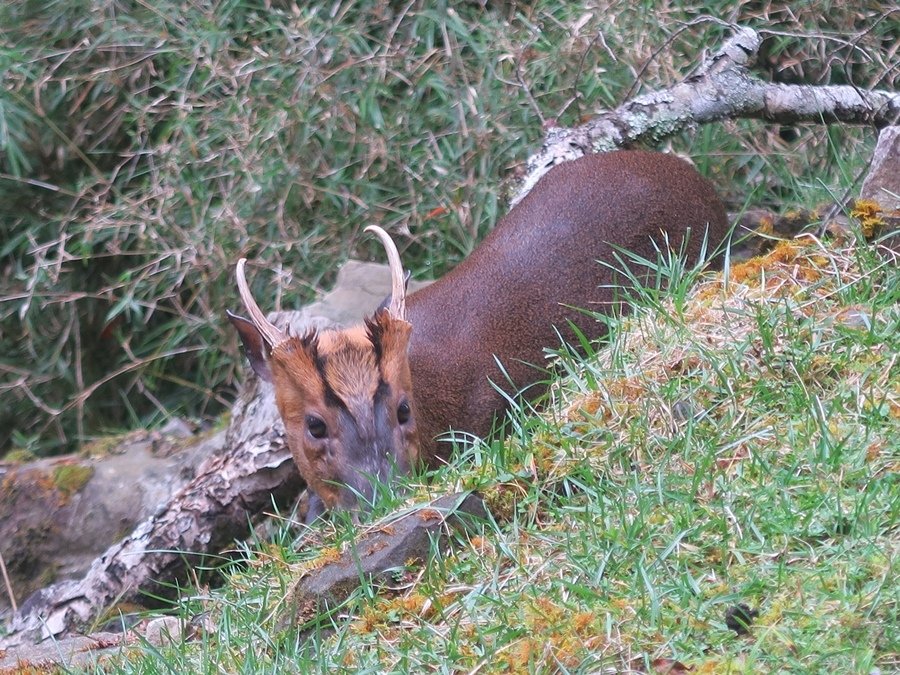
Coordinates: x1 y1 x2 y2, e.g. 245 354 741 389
306 415 328 439
397 400 411 425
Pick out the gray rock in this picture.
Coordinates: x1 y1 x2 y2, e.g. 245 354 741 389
279 492 488 631
860 125 900 251
280 259 431 333
861 126 900 214
0 631 126 671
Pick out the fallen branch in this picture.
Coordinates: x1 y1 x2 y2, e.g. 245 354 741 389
0 375 303 646
0 262 425 648
513 26 900 204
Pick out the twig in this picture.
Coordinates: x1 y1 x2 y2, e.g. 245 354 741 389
0 551 18 614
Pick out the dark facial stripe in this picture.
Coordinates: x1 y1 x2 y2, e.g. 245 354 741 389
312 352 349 412
373 379 391 406
364 313 385 365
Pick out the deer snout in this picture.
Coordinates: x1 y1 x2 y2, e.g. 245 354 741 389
332 431 411 513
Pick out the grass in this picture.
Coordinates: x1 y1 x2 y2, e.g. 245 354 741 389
1 1 896 456
84 226 899 674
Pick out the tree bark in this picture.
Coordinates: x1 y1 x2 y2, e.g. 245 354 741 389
0 374 304 645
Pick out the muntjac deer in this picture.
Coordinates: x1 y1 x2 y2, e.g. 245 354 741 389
229 151 729 521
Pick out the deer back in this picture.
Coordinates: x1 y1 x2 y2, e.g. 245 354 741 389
405 150 728 464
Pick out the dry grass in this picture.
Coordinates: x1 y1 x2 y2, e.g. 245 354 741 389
548 237 899 480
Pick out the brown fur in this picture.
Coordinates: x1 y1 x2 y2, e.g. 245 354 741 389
232 150 729 517
259 311 417 515
406 151 729 466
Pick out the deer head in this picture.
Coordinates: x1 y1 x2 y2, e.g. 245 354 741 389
228 226 419 518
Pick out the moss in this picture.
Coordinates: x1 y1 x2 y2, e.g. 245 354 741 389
37 563 58 587
379 591 430 619
3 448 36 464
51 463 94 498
481 481 525 523
850 199 886 238
497 599 606 672
80 432 134 458
303 546 342 572
727 240 829 287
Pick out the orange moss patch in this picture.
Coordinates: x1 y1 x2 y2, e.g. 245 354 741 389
572 391 606 418
763 239 805 265
350 590 439 635
380 591 431 618
850 199 886 238
418 508 443 522
865 440 885 462
303 546 342 572
694 280 724 302
729 257 764 286
530 438 562 476
722 239 839 294
351 605 390 634
498 599 606 672
560 377 646 427
605 376 647 400
729 240 805 285
755 214 775 235
363 539 389 557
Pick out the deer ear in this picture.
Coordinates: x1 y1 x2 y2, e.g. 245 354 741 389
227 310 273 382
367 310 412 379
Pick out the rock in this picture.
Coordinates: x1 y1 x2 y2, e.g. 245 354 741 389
0 631 127 672
142 616 187 646
859 125 900 250
275 259 431 334
0 429 223 614
0 614 198 672
279 492 488 631
860 126 900 214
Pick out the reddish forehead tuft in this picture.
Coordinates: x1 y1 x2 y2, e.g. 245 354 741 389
318 327 380 410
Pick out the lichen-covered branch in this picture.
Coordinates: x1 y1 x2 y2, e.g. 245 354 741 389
514 26 900 204
0 380 303 647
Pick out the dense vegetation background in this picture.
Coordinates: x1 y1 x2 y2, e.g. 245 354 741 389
0 1 895 457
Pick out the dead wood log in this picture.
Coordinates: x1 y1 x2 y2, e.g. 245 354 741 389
0 421 219 614
0 375 303 646
0 262 428 648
